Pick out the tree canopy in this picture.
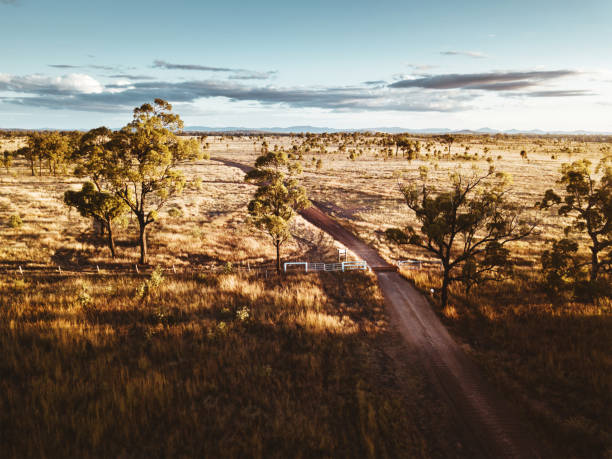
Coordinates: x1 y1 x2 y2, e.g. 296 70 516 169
386 167 535 306
245 150 310 272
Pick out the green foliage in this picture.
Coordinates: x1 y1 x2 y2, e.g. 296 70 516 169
7 214 22 229
1 150 12 173
386 168 534 306
20 131 77 176
223 261 234 274
137 266 165 301
64 182 127 257
73 99 204 264
245 151 310 272
541 238 584 299
168 207 184 218
539 158 612 283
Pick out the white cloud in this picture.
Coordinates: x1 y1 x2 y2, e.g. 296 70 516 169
0 73 104 94
441 50 488 59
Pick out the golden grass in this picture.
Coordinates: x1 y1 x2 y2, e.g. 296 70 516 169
402 267 612 458
1 133 611 457
0 271 465 458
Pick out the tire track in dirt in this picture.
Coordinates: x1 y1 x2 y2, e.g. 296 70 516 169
214 157 541 458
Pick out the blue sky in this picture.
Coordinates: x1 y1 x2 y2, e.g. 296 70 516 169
1 0 611 130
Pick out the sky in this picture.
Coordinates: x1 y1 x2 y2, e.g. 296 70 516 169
0 0 611 131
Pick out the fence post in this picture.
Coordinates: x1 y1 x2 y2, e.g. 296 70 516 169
19 266 23 277
96 265 100 274
135 264 139 274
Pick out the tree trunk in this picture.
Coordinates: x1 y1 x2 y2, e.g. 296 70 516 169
590 247 599 281
275 241 281 274
441 267 451 307
106 222 116 258
138 217 148 265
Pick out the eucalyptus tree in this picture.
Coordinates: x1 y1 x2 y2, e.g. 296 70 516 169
538 158 612 284
386 167 535 306
107 99 204 264
72 100 205 264
64 182 127 257
245 151 310 273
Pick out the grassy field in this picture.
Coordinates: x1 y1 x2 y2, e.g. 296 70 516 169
1 132 611 457
0 271 472 458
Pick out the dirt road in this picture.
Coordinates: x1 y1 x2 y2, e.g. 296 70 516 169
215 157 541 458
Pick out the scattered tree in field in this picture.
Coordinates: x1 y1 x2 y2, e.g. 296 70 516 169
540 238 584 298
72 100 205 264
245 151 310 273
64 182 127 257
1 150 12 173
538 158 612 285
108 99 204 264
18 131 78 176
21 133 43 176
43 131 72 175
439 134 456 156
386 167 535 306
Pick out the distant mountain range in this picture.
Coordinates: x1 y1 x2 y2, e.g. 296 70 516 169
184 125 612 135
2 126 610 136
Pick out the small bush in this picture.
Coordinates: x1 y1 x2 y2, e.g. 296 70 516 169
137 266 165 301
7 214 22 229
223 261 234 274
168 207 184 218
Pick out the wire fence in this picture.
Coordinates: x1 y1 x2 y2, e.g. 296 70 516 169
396 259 443 270
0 263 277 278
0 261 369 279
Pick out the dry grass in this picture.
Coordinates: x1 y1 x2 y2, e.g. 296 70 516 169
206 133 612 457
1 133 611 457
0 271 467 458
402 268 611 458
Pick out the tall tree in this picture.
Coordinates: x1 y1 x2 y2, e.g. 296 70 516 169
106 99 205 264
64 182 127 257
386 167 535 307
245 151 310 273
538 158 612 282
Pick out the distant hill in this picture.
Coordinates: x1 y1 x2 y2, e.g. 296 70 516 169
185 126 612 135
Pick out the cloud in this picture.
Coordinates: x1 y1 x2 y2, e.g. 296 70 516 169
0 73 472 113
152 60 277 80
441 50 488 59
389 70 577 91
49 64 116 71
152 60 235 72
406 64 437 73
228 71 278 80
107 74 155 80
49 64 80 69
0 0 18 4
0 73 104 94
521 90 595 97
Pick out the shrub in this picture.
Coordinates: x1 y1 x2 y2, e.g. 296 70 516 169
168 207 184 218
137 266 165 301
7 214 22 229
